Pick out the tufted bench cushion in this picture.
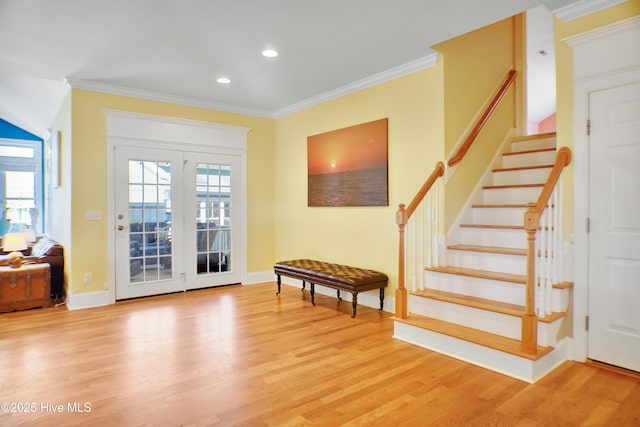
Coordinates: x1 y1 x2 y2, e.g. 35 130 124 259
274 259 388 317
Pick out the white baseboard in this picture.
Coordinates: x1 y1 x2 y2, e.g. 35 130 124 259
66 290 110 310
280 277 394 313
243 270 276 285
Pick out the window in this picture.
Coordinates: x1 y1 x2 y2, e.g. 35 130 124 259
0 138 43 234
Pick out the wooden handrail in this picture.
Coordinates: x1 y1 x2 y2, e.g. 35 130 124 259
404 161 445 221
521 147 572 354
447 70 517 168
396 161 445 319
531 147 572 214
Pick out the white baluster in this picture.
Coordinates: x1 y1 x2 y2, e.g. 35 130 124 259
546 196 553 316
434 182 440 267
419 200 425 291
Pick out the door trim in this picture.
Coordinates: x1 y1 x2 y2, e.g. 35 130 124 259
565 17 640 362
105 110 249 305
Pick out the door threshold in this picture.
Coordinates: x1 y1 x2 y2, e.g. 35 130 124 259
587 359 640 379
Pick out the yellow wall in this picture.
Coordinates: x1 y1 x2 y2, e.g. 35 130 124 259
435 17 518 229
67 90 275 294
274 64 445 293
555 1 640 238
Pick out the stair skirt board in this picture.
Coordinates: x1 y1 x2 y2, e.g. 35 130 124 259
393 321 570 383
409 297 563 347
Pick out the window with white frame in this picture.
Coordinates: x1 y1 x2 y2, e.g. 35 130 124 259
0 138 43 234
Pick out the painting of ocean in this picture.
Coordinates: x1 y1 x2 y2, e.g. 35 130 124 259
308 167 387 207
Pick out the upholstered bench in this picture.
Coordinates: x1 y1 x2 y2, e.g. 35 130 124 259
274 259 388 317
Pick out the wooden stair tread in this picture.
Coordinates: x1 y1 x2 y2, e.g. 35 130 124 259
447 244 526 256
427 266 526 283
509 132 556 142
393 314 553 360
410 287 567 324
502 147 556 156
493 164 554 172
460 223 524 230
471 203 555 209
471 203 530 208
412 288 525 316
483 183 544 189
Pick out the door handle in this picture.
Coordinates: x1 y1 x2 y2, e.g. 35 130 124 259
117 225 127 231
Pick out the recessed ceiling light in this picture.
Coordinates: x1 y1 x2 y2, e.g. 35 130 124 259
262 49 279 58
216 77 231 84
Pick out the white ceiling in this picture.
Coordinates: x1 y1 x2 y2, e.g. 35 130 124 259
0 0 576 138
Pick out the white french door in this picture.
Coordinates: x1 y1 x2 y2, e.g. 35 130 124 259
184 152 242 290
115 147 242 300
588 82 640 372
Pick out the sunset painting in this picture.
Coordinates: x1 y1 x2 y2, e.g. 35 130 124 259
307 118 388 207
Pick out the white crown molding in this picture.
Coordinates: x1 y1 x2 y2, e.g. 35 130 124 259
66 52 438 121
562 14 640 46
272 53 439 118
553 0 629 22
65 77 275 119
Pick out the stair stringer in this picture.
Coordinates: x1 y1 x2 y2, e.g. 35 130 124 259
393 320 570 383
444 128 516 256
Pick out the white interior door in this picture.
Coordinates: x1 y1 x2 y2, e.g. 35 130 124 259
588 82 640 372
115 146 185 300
184 152 242 289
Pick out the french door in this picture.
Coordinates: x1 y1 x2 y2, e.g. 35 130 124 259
115 146 241 300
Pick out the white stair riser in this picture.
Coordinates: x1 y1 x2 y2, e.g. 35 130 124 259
459 227 527 249
510 137 556 152
472 207 551 226
410 296 521 340
409 296 564 347
483 186 541 204
473 207 525 225
538 284 571 314
502 150 556 168
444 250 526 275
425 269 524 305
492 167 552 185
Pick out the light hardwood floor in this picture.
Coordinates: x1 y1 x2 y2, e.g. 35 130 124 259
1 283 639 426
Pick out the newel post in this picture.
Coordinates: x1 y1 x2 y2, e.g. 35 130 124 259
396 204 408 319
522 202 539 354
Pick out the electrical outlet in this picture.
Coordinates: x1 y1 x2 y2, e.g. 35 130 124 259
84 273 93 284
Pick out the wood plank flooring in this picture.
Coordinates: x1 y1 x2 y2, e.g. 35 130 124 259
1 283 639 426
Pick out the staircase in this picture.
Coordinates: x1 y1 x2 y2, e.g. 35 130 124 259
393 132 571 383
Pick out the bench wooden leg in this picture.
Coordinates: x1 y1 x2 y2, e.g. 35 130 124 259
337 289 341 300
276 275 281 294
379 287 384 310
310 283 315 305
301 281 306 291
351 293 358 318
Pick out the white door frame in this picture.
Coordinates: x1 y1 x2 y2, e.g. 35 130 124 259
564 16 640 362
105 110 249 305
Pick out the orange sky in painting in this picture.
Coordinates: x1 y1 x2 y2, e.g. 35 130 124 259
307 118 388 175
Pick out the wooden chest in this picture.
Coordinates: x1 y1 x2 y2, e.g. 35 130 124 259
0 264 51 313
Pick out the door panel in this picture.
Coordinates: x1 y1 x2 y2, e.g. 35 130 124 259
588 82 640 372
115 147 185 299
185 152 242 289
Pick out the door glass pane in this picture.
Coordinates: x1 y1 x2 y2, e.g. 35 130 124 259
128 160 173 283
195 163 232 275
